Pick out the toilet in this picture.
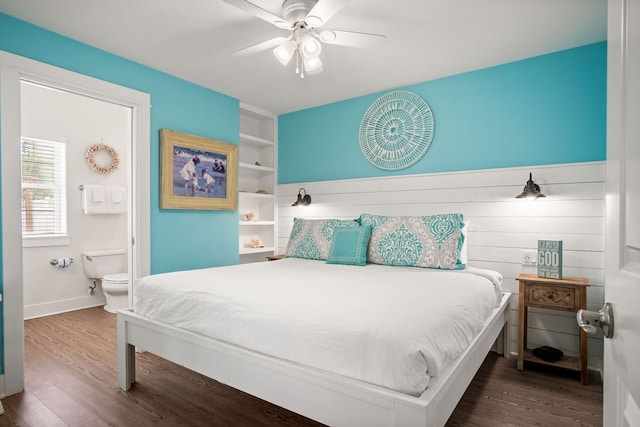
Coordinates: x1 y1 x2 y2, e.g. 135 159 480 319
81 248 129 313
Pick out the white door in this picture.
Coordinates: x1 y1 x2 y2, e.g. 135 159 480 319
604 0 640 425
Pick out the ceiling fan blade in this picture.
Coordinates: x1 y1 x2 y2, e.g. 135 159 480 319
306 0 349 27
223 0 291 29
231 36 289 57
319 30 386 49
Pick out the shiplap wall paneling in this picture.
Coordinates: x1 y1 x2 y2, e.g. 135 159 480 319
277 162 605 372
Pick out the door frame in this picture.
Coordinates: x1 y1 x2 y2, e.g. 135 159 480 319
0 50 151 396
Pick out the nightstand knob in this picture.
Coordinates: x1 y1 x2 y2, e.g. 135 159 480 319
577 303 614 338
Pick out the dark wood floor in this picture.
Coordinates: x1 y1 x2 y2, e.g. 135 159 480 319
1 307 602 426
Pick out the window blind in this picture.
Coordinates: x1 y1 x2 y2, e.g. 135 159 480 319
21 137 67 236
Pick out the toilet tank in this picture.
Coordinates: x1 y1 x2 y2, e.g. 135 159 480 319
82 249 126 279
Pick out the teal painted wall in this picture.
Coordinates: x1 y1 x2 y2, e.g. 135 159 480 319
0 13 241 272
278 42 607 183
0 13 241 374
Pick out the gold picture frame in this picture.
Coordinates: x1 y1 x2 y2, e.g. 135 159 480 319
161 129 238 210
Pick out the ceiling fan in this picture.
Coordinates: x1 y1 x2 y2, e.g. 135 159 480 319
224 0 386 77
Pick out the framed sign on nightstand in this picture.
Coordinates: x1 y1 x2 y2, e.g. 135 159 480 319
537 240 563 279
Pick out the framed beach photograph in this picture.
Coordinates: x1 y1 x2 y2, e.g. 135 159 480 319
161 129 238 210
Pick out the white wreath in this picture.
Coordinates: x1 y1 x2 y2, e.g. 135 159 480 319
86 143 119 174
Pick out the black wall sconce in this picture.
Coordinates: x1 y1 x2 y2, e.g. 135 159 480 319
291 188 312 206
516 172 545 200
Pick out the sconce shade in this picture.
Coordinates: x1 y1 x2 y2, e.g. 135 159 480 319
516 172 545 200
292 188 312 206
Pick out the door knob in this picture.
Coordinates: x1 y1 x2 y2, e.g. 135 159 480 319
577 303 614 338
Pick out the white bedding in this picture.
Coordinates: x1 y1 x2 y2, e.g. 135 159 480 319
134 258 502 396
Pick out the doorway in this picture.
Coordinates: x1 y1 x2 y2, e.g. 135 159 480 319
0 50 151 397
21 81 132 318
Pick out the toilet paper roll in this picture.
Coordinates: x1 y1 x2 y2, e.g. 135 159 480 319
56 257 71 268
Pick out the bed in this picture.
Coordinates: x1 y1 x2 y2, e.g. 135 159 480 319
118 214 512 426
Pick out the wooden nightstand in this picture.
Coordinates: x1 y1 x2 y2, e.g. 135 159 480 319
516 273 590 384
266 255 284 261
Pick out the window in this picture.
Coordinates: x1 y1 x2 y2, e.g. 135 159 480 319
21 137 68 242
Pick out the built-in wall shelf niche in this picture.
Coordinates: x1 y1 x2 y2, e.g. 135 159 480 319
238 103 277 264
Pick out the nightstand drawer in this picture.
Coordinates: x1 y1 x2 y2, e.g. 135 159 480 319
527 285 577 309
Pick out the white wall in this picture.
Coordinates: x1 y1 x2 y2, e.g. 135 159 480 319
277 162 605 372
21 82 130 318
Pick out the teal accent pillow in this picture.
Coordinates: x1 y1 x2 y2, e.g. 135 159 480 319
285 218 360 260
359 213 466 270
326 226 372 266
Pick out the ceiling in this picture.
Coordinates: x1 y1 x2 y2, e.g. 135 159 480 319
0 0 606 115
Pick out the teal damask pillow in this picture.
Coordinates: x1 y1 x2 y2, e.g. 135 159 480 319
359 213 466 270
326 226 372 266
285 218 360 260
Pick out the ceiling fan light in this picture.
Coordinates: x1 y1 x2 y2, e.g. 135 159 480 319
301 35 322 58
303 56 323 73
305 64 323 76
273 41 296 65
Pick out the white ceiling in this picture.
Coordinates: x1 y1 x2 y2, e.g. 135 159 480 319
0 0 606 114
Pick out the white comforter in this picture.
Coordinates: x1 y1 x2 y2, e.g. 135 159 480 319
134 258 501 396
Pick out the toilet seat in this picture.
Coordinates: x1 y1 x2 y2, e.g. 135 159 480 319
103 273 128 284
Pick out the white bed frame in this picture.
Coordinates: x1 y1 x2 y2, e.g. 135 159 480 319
118 292 511 427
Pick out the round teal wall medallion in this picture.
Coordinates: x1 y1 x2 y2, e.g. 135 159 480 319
359 90 435 170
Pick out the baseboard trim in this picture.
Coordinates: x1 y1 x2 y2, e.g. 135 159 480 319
24 295 106 319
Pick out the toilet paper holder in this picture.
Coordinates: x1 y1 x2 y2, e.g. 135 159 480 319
50 257 74 266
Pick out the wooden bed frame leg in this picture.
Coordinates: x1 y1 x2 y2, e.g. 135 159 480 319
117 312 136 390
